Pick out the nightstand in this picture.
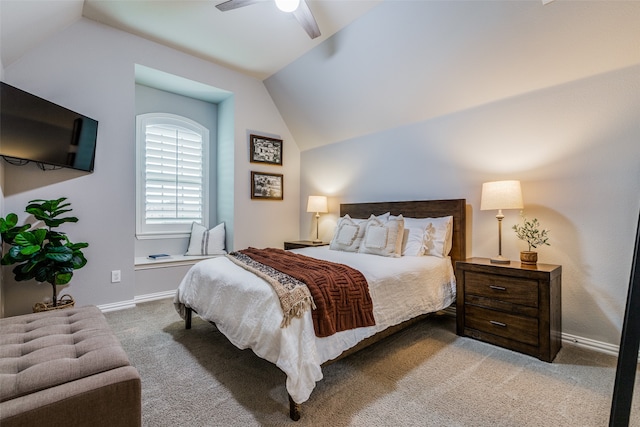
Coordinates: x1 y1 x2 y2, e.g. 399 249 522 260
456 257 562 362
284 240 329 250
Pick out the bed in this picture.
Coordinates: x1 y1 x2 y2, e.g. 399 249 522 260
174 199 466 420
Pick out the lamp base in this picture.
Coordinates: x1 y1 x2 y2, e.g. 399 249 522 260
311 239 323 243
490 255 511 264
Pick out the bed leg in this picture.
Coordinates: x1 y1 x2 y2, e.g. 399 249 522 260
288 394 301 421
185 307 192 329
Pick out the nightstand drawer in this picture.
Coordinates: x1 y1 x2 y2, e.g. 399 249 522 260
465 272 539 308
465 305 539 346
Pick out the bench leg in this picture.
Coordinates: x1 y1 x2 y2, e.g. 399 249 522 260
289 394 301 421
185 307 192 329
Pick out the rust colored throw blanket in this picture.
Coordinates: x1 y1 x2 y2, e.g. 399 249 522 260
231 247 376 338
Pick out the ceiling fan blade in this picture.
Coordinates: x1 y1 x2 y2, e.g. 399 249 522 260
216 0 263 12
292 0 321 39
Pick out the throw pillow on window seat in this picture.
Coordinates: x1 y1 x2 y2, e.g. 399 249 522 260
185 222 226 256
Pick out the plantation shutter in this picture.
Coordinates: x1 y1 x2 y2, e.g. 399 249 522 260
135 112 210 239
143 122 204 225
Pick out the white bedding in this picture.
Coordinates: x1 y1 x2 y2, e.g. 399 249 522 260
174 246 456 404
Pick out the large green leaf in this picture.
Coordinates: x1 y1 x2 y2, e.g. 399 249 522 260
19 245 41 256
34 267 50 283
32 229 47 243
14 231 38 246
0 213 18 231
45 246 73 263
54 272 72 285
18 259 39 275
43 217 78 228
7 245 31 262
69 242 89 250
71 252 88 269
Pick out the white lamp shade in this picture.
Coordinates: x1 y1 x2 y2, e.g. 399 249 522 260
480 180 524 211
306 195 328 213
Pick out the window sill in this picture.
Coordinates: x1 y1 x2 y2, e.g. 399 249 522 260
134 254 222 270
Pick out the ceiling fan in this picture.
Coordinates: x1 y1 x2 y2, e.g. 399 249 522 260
215 0 321 39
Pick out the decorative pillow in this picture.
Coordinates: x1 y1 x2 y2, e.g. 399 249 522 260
422 216 453 258
329 214 372 253
358 215 404 258
376 212 391 222
401 217 432 256
185 222 226 256
363 223 388 249
334 222 359 246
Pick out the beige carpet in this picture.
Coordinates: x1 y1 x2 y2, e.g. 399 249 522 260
105 298 640 426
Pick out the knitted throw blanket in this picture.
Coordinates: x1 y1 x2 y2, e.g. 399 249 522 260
227 248 376 337
226 250 316 328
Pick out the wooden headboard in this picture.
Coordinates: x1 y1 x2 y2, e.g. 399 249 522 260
340 199 467 269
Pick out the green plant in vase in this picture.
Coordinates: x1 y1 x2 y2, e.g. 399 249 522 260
512 213 550 265
0 198 88 308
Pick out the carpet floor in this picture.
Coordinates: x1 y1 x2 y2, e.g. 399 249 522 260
105 298 640 426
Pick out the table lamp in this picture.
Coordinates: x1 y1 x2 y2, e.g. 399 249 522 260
481 180 523 264
306 195 328 243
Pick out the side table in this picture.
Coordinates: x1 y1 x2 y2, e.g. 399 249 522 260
456 257 562 362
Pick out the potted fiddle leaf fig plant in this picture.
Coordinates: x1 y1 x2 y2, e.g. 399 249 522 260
512 213 550 265
0 198 88 311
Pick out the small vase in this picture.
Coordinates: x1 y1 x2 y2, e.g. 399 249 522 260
520 251 538 265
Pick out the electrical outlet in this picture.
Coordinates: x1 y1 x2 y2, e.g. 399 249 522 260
111 270 121 283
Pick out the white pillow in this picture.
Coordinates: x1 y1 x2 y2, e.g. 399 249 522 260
401 217 432 256
185 222 226 256
376 212 391 222
330 214 373 252
335 222 359 246
422 216 453 258
358 215 404 258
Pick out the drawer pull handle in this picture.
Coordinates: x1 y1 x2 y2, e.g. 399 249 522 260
489 285 507 291
490 320 507 328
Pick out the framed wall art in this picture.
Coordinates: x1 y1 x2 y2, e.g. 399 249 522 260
250 134 283 165
251 171 283 200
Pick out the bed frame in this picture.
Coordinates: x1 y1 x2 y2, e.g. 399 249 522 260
185 199 467 421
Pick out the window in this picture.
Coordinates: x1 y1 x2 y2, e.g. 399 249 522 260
136 113 209 238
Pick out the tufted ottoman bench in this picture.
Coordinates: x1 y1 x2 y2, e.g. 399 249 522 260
0 306 141 427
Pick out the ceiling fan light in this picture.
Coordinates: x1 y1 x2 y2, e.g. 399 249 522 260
275 0 300 13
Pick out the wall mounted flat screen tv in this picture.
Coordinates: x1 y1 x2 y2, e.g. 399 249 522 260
0 82 98 172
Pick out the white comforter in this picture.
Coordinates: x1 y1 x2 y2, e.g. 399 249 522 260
174 246 456 404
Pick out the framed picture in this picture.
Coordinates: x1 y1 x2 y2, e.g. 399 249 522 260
250 134 283 165
251 171 283 200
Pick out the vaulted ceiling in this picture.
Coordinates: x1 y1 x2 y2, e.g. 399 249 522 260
263 0 640 150
2 1 638 152
0 0 381 80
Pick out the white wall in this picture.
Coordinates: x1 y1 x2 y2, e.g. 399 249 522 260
2 18 300 316
300 65 640 347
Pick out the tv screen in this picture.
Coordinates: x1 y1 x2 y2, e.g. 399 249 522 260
0 82 98 172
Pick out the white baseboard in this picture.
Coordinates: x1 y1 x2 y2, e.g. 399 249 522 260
97 290 175 312
134 290 176 304
561 332 622 357
98 300 136 313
